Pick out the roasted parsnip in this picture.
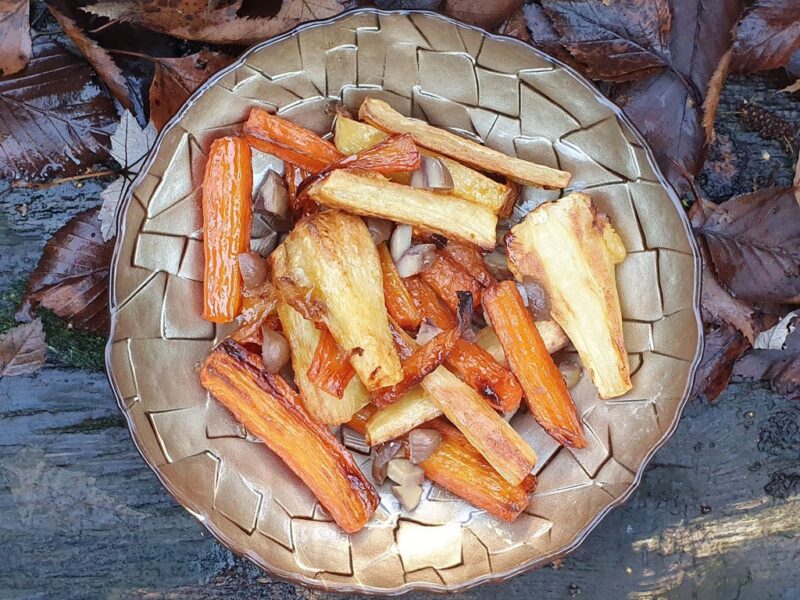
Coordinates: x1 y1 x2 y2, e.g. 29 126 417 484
270 210 403 389
307 170 498 249
359 97 571 188
506 193 631 398
484 281 586 448
200 340 379 533
334 116 514 214
229 284 278 344
202 136 252 323
364 385 442 445
277 301 368 425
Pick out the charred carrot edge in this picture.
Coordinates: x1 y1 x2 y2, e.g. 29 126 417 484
378 244 422 330
421 253 483 313
419 419 536 522
404 277 521 412
201 340 379 533
484 281 586 448
441 241 497 288
447 341 522 413
307 328 357 399
203 137 253 323
244 108 342 173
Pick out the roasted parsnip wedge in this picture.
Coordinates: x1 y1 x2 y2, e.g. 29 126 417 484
506 193 631 398
307 170 498 249
200 340 379 532
359 97 571 188
270 210 403 389
334 116 514 214
364 385 442 445
277 301 368 425
475 321 570 367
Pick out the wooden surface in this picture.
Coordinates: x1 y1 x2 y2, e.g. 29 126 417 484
1 74 799 599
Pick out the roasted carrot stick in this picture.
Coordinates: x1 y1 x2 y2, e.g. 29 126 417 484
441 240 497 288
404 277 521 412
201 340 379 533
333 133 420 175
419 419 536 521
378 243 422 330
421 253 483 313
484 281 585 448
307 328 357 399
243 108 342 173
346 404 377 435
202 136 253 323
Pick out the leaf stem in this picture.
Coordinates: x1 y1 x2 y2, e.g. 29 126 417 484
11 170 118 190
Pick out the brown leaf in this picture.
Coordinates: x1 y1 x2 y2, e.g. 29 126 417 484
0 38 117 181
497 8 529 42
528 0 672 82
731 0 800 75
0 319 47 379
609 0 744 198
0 0 30 76
702 48 731 143
443 0 523 30
734 350 800 400
692 324 750 402
84 0 348 45
17 208 114 333
149 50 235 130
47 3 132 110
698 187 800 304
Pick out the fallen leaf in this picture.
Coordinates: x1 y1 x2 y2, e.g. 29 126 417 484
755 310 799 350
780 79 800 94
17 208 114 332
692 324 750 402
443 0 523 29
731 0 800 75
529 0 671 82
702 48 731 143
84 0 348 45
697 187 800 304
609 0 743 198
47 3 133 109
0 319 47 379
149 50 235 130
99 110 157 240
522 3 578 66
496 8 529 42
0 0 30 76
0 38 118 181
375 0 442 8
795 148 799 207
734 349 800 400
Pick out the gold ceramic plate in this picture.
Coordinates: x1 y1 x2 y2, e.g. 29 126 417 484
107 9 702 594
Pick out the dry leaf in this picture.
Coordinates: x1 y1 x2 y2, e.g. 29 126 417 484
794 148 799 208
443 0 523 30
497 8 529 42
754 311 799 350
0 38 117 181
47 3 132 109
692 324 750 402
0 0 30 76
149 50 234 130
702 48 732 143
698 187 800 304
17 209 114 332
529 0 672 82
780 79 800 94
0 318 47 379
731 0 800 74
84 0 348 45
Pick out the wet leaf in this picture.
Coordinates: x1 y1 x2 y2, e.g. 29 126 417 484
529 0 671 82
443 0 523 30
83 0 348 45
731 0 800 75
0 38 118 182
734 349 800 401
496 8 529 42
47 3 133 109
0 319 47 379
17 209 114 333
149 50 235 131
692 324 750 402
697 187 800 304
0 0 30 76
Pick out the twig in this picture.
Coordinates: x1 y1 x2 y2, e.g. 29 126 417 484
11 170 117 190
87 19 121 34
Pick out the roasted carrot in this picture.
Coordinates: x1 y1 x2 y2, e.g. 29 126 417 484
202 136 253 323
404 276 457 329
378 243 422 330
421 253 483 313
346 405 377 435
307 328 357 399
441 241 497 288
419 419 536 522
201 340 379 532
483 281 585 448
333 134 420 175
243 108 342 173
